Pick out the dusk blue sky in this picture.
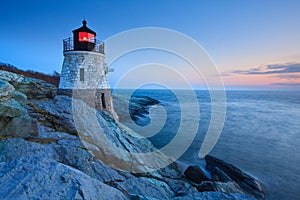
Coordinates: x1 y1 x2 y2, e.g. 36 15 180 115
0 0 299 90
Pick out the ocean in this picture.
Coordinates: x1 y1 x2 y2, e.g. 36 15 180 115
113 89 300 200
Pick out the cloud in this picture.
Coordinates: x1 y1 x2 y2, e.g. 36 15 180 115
272 82 300 87
277 74 300 79
219 72 233 77
228 62 300 76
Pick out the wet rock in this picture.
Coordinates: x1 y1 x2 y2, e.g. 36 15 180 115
158 161 185 180
129 194 152 200
197 181 216 192
173 191 256 200
197 180 244 194
211 167 232 182
163 178 197 196
213 181 244 194
184 165 209 184
205 155 265 199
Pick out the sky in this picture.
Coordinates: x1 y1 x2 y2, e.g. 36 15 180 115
0 0 299 90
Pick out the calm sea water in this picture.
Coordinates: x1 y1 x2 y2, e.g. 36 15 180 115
113 89 300 200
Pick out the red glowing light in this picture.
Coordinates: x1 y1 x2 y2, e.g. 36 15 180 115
79 32 95 42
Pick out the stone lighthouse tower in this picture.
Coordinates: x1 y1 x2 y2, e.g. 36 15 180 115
58 20 115 117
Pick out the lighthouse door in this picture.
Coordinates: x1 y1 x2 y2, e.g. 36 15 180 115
101 93 106 109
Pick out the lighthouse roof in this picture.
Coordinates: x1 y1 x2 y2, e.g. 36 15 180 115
72 20 96 35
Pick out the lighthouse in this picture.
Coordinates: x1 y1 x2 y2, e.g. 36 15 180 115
58 20 116 117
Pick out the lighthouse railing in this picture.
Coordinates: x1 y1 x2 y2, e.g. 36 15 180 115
63 37 104 54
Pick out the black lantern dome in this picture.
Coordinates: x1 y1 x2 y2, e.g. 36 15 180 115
72 20 96 51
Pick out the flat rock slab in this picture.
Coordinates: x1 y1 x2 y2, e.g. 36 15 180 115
0 157 126 200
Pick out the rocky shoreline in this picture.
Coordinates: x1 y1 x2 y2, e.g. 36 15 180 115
0 70 265 199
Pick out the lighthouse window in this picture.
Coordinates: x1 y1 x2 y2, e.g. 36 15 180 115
80 68 84 81
79 32 95 43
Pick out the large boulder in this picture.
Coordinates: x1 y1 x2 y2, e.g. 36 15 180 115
205 155 265 199
0 99 26 118
0 80 15 102
27 96 77 135
0 79 37 138
0 137 128 198
184 165 209 184
0 70 57 99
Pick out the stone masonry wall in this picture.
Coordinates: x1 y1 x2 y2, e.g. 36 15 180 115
57 88 116 118
59 51 109 90
58 51 117 119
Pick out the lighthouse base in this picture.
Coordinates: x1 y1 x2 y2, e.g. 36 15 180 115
58 88 117 119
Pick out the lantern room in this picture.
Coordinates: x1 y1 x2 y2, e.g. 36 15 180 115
72 20 96 51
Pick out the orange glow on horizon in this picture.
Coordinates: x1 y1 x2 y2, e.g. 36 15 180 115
222 73 300 87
